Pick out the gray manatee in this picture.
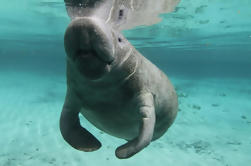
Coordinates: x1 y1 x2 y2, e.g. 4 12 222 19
60 0 179 159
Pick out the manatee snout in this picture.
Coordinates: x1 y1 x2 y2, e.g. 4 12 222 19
64 17 115 79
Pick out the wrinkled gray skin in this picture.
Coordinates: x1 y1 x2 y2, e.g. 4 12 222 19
60 0 178 159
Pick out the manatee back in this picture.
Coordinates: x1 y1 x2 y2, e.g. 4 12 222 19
64 0 180 30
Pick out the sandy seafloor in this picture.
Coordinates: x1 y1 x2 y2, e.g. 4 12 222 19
0 68 250 166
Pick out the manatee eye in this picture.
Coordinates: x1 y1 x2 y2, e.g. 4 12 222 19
118 37 122 43
118 9 124 20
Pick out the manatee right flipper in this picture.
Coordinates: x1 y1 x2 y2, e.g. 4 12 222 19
60 94 101 152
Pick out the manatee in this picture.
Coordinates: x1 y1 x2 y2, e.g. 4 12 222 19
60 0 179 159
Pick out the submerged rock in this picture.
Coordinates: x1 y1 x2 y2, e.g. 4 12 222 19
192 104 201 110
212 103 220 107
241 115 247 120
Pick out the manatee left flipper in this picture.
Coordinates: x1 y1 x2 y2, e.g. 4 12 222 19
60 95 101 152
115 93 156 159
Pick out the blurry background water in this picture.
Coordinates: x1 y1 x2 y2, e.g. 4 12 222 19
0 0 251 166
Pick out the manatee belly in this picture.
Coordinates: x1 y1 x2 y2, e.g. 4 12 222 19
80 106 141 140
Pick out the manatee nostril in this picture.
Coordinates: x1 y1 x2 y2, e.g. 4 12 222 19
75 49 94 59
118 37 122 42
